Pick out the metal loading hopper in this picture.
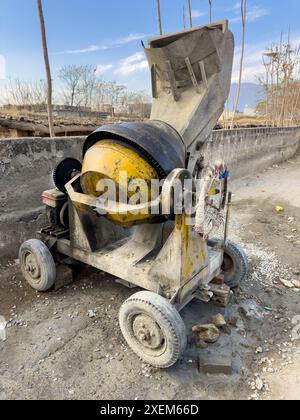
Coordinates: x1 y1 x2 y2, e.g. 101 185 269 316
145 21 234 162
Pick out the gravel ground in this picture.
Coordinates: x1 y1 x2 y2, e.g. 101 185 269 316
0 152 299 400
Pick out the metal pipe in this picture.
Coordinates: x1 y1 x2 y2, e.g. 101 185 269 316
224 192 232 245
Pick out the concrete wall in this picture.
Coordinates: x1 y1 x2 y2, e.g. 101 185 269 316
203 126 300 178
0 136 85 260
1 127 300 259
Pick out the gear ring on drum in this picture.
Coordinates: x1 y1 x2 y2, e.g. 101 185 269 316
53 158 82 194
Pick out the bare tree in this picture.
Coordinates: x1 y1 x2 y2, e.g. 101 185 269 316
156 0 163 35
3 78 47 107
231 0 247 129
121 90 151 118
59 65 84 107
262 53 272 116
258 36 300 127
105 81 126 116
93 80 108 112
187 0 193 28
208 0 213 23
58 65 96 108
81 67 97 108
0 72 158 121
36 0 55 137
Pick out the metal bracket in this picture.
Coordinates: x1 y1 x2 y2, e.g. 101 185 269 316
166 60 180 102
199 60 208 88
185 57 201 94
224 192 232 245
151 64 158 98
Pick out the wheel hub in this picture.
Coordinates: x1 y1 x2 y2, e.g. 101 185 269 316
132 315 163 350
24 253 40 279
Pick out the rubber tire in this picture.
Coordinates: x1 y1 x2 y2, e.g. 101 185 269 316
19 239 56 292
119 291 187 368
208 238 249 289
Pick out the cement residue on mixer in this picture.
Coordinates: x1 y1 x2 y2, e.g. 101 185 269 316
0 153 300 400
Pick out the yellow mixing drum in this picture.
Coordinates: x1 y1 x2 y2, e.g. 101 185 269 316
80 140 159 226
77 121 186 227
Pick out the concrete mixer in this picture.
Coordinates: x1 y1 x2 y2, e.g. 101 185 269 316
19 21 248 368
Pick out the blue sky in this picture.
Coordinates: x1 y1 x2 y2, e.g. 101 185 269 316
1 0 300 93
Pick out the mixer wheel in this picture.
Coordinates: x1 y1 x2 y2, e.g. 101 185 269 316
19 240 56 292
119 291 187 368
208 238 249 288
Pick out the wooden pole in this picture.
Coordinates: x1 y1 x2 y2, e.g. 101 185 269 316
36 0 55 137
231 0 247 129
187 0 193 28
209 0 212 23
156 0 163 35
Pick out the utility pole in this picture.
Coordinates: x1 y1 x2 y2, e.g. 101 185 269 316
231 0 247 129
209 0 213 23
156 0 163 35
36 0 55 137
187 0 193 28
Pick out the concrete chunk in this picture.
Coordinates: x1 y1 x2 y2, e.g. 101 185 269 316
198 352 233 375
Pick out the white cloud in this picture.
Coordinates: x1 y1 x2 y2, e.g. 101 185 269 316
60 45 108 55
247 6 269 22
95 64 114 76
191 10 205 19
233 1 241 11
231 5 268 24
231 43 266 83
56 33 147 55
0 55 6 80
111 33 147 46
185 9 204 20
115 52 148 77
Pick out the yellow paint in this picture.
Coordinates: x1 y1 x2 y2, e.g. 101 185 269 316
176 215 208 285
275 206 284 213
208 188 218 196
80 140 159 227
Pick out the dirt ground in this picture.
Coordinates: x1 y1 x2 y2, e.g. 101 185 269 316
0 152 299 401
